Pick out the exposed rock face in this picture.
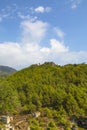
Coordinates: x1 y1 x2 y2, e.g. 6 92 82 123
32 111 41 118
0 116 14 130
11 115 30 130
0 115 30 130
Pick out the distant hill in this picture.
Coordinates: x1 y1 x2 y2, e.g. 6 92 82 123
0 65 16 77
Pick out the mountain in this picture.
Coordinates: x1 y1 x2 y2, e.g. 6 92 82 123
0 65 16 77
0 62 87 117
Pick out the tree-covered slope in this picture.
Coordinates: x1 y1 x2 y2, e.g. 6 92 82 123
0 62 87 117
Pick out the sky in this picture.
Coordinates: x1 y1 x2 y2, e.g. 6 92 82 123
0 0 87 69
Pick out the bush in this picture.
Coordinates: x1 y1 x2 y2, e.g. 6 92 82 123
46 127 58 130
30 126 44 130
48 120 56 127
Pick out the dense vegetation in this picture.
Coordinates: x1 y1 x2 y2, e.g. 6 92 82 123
0 62 87 118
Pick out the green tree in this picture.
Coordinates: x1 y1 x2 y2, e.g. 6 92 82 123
0 81 20 114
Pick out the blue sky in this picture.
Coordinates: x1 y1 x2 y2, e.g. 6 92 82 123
0 0 87 69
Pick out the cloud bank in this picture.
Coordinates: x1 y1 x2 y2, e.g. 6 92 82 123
0 18 87 69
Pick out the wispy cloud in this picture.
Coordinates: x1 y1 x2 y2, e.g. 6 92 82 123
34 6 51 13
18 12 38 21
0 4 18 22
0 5 51 23
67 0 82 10
0 4 32 22
18 12 30 20
71 0 81 9
0 12 10 22
54 27 66 39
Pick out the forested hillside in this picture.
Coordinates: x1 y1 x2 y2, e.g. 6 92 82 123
0 62 87 118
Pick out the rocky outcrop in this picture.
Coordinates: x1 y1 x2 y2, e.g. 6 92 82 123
0 115 30 130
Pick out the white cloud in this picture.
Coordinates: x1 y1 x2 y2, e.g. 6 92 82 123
34 6 51 13
50 39 68 53
18 12 30 20
35 6 44 13
0 38 87 69
54 27 66 39
67 0 82 10
0 42 23 68
0 19 49 68
21 20 48 44
40 39 68 54
0 18 87 69
18 12 38 21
